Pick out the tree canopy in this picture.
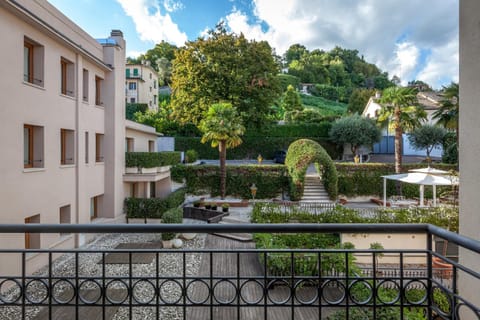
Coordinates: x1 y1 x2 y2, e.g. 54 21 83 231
170 24 281 128
407 124 446 161
329 115 381 156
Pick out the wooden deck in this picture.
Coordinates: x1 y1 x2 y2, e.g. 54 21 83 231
186 235 338 320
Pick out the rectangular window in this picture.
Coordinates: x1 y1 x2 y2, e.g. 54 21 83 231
95 133 104 162
24 124 44 168
126 69 130 78
95 76 103 106
126 137 134 152
131 183 137 198
154 95 157 106
60 129 75 165
59 205 71 236
153 80 157 89
128 82 136 90
148 140 155 152
25 214 40 249
85 132 89 163
149 86 152 92
60 58 75 97
90 196 98 220
133 68 138 76
23 37 44 86
150 181 156 198
149 73 152 79
82 69 89 102
130 97 135 103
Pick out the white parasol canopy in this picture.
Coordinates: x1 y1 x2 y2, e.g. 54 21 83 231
382 172 458 207
409 167 450 174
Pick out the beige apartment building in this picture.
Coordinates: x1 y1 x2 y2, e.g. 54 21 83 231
0 0 171 275
125 62 159 110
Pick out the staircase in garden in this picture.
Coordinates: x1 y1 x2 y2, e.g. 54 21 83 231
301 174 332 203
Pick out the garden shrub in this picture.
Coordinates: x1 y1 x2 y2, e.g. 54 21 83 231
285 139 338 200
170 165 289 199
125 151 181 168
161 207 183 241
184 149 198 163
124 188 186 219
126 103 148 120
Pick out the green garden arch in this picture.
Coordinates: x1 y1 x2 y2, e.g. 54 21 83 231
285 139 338 201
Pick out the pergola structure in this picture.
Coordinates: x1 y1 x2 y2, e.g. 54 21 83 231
382 168 458 207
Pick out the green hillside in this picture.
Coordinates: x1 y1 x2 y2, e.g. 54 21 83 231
300 94 348 116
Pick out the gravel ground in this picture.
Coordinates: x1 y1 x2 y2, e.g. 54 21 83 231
0 228 207 320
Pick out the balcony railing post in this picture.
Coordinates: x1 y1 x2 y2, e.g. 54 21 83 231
427 230 433 320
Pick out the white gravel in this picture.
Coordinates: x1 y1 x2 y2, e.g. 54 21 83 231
0 226 207 320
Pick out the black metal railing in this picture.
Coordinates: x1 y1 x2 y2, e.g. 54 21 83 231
0 224 478 319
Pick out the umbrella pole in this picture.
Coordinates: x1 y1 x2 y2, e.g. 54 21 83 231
433 185 437 207
420 185 424 207
383 178 387 207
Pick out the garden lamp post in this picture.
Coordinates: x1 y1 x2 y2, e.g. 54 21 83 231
250 183 257 200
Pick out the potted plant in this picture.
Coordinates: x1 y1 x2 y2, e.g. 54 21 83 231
211 203 218 211
193 200 201 208
222 203 230 213
161 208 183 248
204 202 212 210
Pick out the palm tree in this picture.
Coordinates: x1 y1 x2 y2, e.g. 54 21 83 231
433 82 459 145
378 87 426 173
199 103 245 199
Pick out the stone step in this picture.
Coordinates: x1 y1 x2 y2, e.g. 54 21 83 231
213 233 253 242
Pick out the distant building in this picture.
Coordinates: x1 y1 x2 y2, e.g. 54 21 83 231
125 62 159 110
362 90 443 157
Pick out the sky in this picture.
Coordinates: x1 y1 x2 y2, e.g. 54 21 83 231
48 0 458 89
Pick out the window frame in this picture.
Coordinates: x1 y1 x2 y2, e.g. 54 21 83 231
24 41 34 84
24 124 33 168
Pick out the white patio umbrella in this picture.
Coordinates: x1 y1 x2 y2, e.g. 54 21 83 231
409 167 450 174
382 172 458 207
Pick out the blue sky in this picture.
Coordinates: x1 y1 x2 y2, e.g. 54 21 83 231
48 0 458 89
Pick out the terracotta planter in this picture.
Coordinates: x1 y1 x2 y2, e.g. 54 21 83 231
162 240 172 249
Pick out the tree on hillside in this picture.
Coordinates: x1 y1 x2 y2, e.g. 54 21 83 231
282 85 303 114
407 125 446 162
378 87 426 173
199 103 245 199
348 88 375 114
170 24 281 127
433 82 459 145
329 115 381 158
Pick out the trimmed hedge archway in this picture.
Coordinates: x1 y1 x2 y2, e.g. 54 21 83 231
285 139 338 201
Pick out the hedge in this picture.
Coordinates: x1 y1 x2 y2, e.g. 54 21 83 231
126 103 148 120
285 139 338 200
171 165 289 199
175 136 341 160
161 207 183 241
335 163 458 198
244 123 332 138
124 188 186 219
125 151 181 168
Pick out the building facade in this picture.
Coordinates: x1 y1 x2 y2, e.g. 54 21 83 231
0 0 128 273
125 62 159 110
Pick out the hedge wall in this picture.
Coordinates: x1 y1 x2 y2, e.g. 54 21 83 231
175 136 340 160
124 188 186 219
335 163 458 198
244 123 332 138
125 151 181 168
171 165 289 199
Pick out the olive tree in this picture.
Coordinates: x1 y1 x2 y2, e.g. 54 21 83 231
407 124 446 162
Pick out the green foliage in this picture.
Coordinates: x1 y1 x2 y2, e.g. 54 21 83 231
161 207 183 241
277 74 300 91
175 136 340 160
125 152 181 168
442 143 458 165
407 125 446 159
348 88 375 114
170 165 289 199
335 162 457 198
310 84 349 103
126 103 148 120
124 188 186 219
285 139 338 200
433 82 459 132
170 23 281 128
185 149 198 163
300 94 348 117
246 123 332 138
284 109 326 123
329 115 381 155
282 85 303 114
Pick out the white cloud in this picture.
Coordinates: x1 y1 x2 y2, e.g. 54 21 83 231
116 0 187 47
389 42 420 86
223 0 458 88
163 0 184 13
126 50 144 58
